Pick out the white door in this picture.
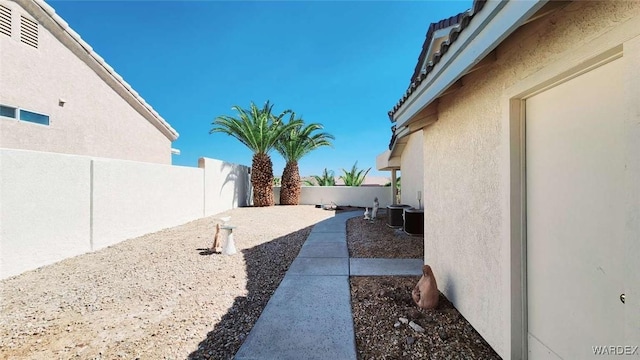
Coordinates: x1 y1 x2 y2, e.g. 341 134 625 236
526 58 627 359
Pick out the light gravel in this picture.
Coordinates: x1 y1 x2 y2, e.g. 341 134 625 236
0 205 335 360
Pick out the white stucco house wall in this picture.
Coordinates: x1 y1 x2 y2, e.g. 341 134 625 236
0 0 178 164
378 0 639 358
376 130 423 208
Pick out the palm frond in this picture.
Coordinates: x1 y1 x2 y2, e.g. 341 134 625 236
275 112 335 162
211 101 300 155
339 162 371 186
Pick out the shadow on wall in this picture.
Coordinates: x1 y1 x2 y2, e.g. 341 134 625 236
220 161 252 207
187 225 314 359
442 272 458 306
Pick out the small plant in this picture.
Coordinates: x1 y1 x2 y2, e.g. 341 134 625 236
340 162 370 186
312 168 336 186
273 177 281 186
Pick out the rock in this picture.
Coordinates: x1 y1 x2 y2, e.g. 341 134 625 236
439 330 449 341
408 321 425 333
393 322 401 328
408 308 423 320
406 336 415 345
399 317 409 324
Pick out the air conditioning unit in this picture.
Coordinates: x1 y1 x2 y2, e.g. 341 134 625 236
387 204 412 228
403 208 424 236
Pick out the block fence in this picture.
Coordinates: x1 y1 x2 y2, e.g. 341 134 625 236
0 148 250 279
273 186 392 208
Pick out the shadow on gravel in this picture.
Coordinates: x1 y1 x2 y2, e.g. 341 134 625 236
196 248 215 256
187 225 315 360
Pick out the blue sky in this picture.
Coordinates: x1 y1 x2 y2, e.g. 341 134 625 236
49 0 472 177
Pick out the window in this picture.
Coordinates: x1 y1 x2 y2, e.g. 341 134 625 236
0 104 49 125
19 109 49 125
0 105 16 118
0 5 10 37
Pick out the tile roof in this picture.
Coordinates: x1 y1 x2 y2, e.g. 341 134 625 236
388 0 487 121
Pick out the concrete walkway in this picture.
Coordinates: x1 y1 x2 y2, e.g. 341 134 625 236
235 211 423 360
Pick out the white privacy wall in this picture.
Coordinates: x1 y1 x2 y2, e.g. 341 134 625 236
200 158 251 216
0 148 250 279
91 160 204 250
273 186 392 208
0 150 92 279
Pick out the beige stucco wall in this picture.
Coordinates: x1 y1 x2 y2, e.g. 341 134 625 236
421 1 640 357
400 130 424 208
0 0 172 164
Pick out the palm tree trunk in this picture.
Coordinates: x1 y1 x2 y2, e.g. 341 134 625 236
280 161 300 205
252 152 275 207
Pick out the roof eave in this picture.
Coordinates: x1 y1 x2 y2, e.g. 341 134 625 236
19 0 179 142
392 0 549 129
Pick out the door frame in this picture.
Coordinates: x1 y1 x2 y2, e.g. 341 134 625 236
502 27 639 358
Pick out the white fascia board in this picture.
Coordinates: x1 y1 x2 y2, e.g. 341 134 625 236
421 26 456 69
389 125 411 159
393 0 548 128
395 125 411 140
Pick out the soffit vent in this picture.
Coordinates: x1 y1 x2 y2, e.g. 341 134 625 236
20 15 38 48
0 5 11 37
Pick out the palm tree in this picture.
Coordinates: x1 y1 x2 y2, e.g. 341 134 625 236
275 113 334 205
311 168 336 186
211 101 302 207
340 162 371 186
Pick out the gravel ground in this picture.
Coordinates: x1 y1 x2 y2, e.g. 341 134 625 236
2 205 499 360
347 214 423 258
350 277 501 360
0 205 335 360
347 211 501 359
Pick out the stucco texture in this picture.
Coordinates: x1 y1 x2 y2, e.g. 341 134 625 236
420 1 640 356
0 149 92 279
91 159 204 250
400 130 424 209
0 0 171 164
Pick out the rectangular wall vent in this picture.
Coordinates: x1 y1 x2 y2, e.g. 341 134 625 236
0 5 11 37
20 15 37 48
